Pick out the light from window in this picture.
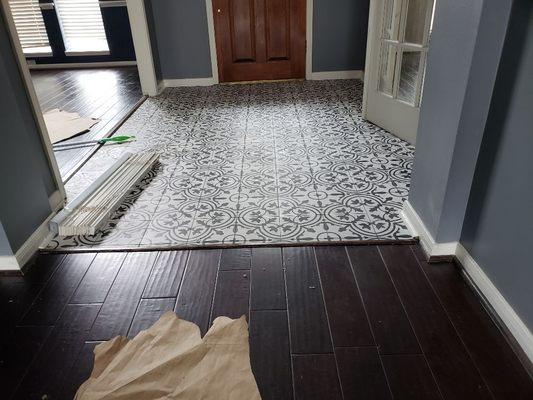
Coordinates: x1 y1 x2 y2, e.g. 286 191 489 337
8 0 52 56
54 0 109 54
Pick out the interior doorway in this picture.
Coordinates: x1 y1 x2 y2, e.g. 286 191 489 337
363 0 435 144
212 0 306 82
1 0 147 185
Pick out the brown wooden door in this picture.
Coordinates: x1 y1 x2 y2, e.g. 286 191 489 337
212 0 306 82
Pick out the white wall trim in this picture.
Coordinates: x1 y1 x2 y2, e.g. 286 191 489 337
205 0 219 84
14 213 54 270
402 200 457 258
0 255 20 271
308 70 364 81
126 0 159 96
28 61 137 70
49 190 65 212
456 243 533 363
305 0 313 79
164 78 216 87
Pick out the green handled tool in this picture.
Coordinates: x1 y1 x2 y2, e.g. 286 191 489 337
53 135 136 148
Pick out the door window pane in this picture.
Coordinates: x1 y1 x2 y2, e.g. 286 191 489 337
382 0 402 40
404 0 432 44
378 43 398 95
398 50 421 105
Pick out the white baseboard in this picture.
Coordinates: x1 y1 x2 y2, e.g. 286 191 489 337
402 200 457 258
163 77 216 87
28 61 137 70
308 70 364 80
0 255 20 271
14 213 55 269
456 243 533 363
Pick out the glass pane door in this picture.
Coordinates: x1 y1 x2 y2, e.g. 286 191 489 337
377 0 434 107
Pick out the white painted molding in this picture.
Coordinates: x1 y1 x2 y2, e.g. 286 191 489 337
126 0 159 96
402 200 457 258
0 255 20 271
205 0 219 84
164 78 216 87
28 61 137 70
308 70 364 80
305 0 313 80
14 213 55 270
456 243 533 363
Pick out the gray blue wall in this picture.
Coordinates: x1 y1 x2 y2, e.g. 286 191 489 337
408 0 506 242
0 11 56 255
312 0 369 71
146 0 368 80
150 0 212 79
460 0 533 329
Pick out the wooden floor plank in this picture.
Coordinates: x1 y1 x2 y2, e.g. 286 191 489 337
292 354 342 400
0 326 52 399
31 67 142 180
220 248 252 270
21 253 67 283
379 245 492 399
418 254 533 398
250 247 286 310
59 341 100 400
210 270 250 323
381 354 442 400
0 281 44 327
175 249 220 335
249 310 293 400
128 298 176 338
346 246 420 354
20 253 96 326
143 251 189 298
88 252 158 340
314 246 374 347
283 247 332 354
13 304 100 400
70 253 126 304
335 347 392 400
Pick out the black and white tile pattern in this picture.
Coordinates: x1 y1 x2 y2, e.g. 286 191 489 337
47 80 414 250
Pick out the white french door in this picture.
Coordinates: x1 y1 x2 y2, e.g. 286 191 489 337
363 0 435 145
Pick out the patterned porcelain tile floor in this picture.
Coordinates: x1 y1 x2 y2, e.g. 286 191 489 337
46 79 415 250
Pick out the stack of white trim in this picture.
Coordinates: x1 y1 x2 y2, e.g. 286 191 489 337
51 152 159 236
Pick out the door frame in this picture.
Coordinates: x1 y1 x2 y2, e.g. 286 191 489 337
0 0 160 206
206 0 312 83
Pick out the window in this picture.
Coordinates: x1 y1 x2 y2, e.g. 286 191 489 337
54 0 109 55
8 0 52 56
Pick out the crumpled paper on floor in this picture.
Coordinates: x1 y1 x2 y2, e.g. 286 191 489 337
74 312 261 400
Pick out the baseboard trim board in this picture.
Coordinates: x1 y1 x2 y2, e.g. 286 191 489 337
163 78 216 87
456 243 533 364
308 70 364 80
13 213 55 270
0 255 20 271
402 200 457 260
49 190 65 212
28 61 137 70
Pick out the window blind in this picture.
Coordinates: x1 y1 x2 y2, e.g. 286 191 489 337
54 0 109 54
8 0 51 55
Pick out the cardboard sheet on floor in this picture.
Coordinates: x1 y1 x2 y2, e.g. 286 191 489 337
74 312 261 400
44 109 99 144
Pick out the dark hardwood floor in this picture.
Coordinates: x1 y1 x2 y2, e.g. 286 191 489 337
1 244 531 399
31 67 143 181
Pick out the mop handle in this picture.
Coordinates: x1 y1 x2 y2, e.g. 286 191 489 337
53 135 136 148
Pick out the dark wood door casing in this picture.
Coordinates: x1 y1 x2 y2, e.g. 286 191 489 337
213 0 306 82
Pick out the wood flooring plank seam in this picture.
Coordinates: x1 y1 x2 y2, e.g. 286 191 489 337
281 248 297 400
376 246 446 400
311 247 346 400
